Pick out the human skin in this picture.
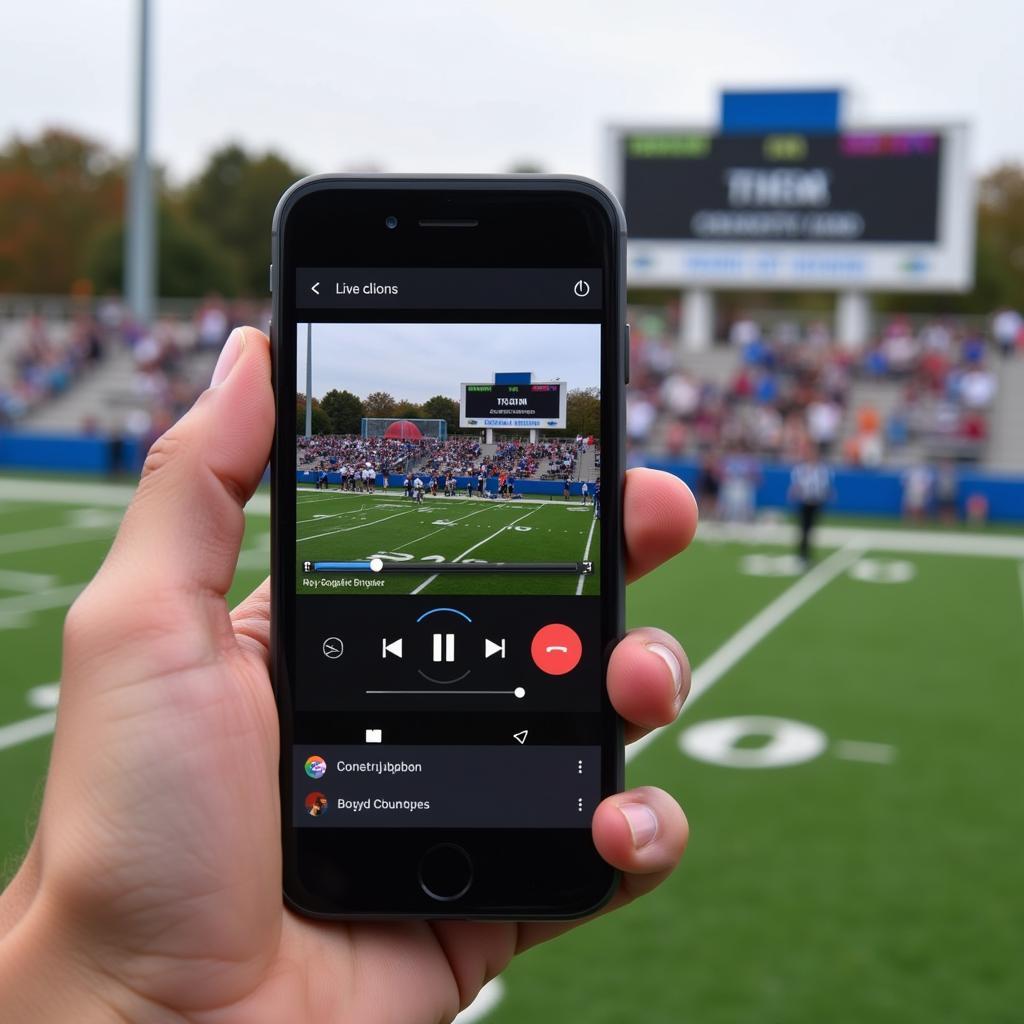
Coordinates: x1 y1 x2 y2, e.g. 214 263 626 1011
0 327 698 1023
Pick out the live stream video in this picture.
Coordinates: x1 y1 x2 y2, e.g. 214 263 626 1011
296 323 602 597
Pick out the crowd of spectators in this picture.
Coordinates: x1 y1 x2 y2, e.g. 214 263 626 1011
626 307 1019 470
0 312 105 424
0 297 266 448
297 433 599 483
297 434 426 477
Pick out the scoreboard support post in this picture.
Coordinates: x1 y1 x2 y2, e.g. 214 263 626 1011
836 291 872 350
681 288 715 353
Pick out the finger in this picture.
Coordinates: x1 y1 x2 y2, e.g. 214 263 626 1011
624 467 698 583
607 627 690 743
516 786 687 952
64 327 273 671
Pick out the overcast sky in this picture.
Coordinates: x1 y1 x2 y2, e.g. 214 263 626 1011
298 323 600 401
2 0 1020 184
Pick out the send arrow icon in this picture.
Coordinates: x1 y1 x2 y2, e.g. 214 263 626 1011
513 730 528 745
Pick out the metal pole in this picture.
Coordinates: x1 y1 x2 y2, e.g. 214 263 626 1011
305 322 313 437
125 0 155 327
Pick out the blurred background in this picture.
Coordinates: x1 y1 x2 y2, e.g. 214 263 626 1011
0 2 1021 1022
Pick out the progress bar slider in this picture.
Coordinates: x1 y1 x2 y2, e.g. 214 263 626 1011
311 560 593 575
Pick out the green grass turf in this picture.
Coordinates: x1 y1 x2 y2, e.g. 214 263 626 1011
295 487 600 596
1 474 1023 1022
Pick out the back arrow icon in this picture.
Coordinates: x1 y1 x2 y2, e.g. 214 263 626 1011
513 730 528 744
310 281 320 295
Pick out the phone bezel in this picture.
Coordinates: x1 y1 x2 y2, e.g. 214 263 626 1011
271 175 626 919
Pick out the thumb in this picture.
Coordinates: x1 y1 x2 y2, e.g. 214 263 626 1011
67 326 274 672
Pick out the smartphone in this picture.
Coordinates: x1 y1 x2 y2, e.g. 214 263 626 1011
270 175 626 918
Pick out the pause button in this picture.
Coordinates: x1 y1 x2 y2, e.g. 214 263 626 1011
432 633 456 662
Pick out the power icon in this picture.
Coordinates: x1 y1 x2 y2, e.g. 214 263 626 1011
573 279 590 298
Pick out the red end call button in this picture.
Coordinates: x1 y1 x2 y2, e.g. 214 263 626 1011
530 624 583 675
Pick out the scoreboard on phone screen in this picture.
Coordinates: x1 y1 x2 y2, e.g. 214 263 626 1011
459 382 567 429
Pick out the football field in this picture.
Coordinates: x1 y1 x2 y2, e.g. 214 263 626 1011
1 474 1022 1023
296 486 601 596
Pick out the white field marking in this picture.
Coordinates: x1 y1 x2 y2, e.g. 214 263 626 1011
834 740 897 764
0 522 115 557
0 569 58 593
697 520 1024 560
0 475 272 517
0 712 57 752
0 582 88 630
848 558 916 584
625 541 865 765
296 504 373 525
378 504 498 554
26 683 61 710
0 476 137 507
576 514 598 596
410 505 543 596
66 508 124 529
236 534 271 571
1018 563 1024 630
740 553 805 577
453 978 506 1023
296 508 416 543
296 486 557 507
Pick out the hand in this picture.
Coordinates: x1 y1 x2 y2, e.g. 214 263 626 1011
0 327 698 1023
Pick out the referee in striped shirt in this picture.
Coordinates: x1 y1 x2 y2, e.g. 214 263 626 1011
789 448 834 568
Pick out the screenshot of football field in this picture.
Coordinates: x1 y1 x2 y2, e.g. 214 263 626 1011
1 474 1021 1024
296 487 601 596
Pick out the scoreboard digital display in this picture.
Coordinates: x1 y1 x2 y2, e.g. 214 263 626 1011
609 124 974 292
459 382 567 429
623 132 942 244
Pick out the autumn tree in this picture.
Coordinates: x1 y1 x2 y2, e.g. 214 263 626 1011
320 389 364 434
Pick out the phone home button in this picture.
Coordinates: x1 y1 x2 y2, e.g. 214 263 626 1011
418 843 473 902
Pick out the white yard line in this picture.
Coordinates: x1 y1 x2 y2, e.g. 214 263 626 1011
698 520 1024 560
0 712 57 752
296 509 417 543
296 504 373 525
411 506 543 596
1019 562 1024 631
0 523 115 557
388 504 500 551
625 541 866 765
0 569 58 592
0 583 89 629
575 514 598 596
834 740 897 764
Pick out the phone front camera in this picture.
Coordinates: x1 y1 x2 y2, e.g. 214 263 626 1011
385 215 398 230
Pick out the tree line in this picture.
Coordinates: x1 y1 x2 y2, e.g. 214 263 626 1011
4 126 1023 313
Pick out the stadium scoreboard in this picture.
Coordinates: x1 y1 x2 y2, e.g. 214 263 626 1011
459 382 567 429
608 124 974 291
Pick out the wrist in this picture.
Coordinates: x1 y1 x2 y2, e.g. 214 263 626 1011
0 891 153 1023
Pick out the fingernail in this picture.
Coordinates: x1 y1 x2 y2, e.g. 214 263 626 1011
211 328 246 387
646 642 683 707
620 802 659 849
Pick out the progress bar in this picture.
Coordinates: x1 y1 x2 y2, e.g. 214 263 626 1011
366 688 526 698
311 560 592 575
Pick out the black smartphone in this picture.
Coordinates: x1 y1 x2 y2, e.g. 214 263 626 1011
270 175 626 919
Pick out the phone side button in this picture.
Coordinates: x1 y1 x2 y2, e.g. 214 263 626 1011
418 843 473 902
624 323 630 384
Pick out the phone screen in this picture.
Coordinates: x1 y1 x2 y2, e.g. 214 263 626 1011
274 182 623 915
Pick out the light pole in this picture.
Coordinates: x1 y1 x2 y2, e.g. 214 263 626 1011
306 323 313 437
125 0 156 327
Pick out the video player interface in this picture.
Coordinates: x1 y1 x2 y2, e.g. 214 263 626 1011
291 269 606 829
